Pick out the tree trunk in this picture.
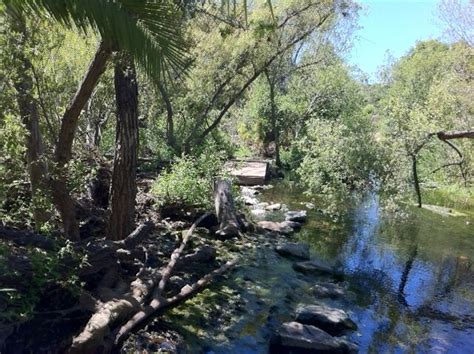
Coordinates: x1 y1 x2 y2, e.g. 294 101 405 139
437 130 474 140
411 154 422 208
157 81 180 153
108 54 139 241
50 41 111 240
265 70 281 167
8 8 51 231
214 180 242 239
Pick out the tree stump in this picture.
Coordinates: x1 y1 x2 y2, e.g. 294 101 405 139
214 179 242 239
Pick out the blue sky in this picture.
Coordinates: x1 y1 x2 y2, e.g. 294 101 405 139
348 0 443 81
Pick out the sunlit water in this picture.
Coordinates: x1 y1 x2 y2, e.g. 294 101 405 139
162 184 474 353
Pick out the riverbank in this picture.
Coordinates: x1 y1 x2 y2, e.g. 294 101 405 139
150 182 474 353
2 179 473 353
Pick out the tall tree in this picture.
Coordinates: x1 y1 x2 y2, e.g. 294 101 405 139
108 54 139 241
7 0 187 239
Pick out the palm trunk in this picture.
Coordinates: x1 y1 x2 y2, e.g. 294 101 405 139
8 8 51 231
108 54 139 241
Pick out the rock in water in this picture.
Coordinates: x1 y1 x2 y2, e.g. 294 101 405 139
242 195 259 205
266 203 282 211
293 259 340 276
257 221 294 235
312 282 346 299
285 210 307 223
295 304 357 336
275 243 310 260
270 321 357 354
251 209 266 218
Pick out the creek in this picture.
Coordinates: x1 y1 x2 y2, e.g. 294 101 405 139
158 183 474 353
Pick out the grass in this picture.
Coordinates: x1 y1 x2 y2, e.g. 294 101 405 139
422 184 474 211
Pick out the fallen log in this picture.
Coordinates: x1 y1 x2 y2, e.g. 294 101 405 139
69 213 212 353
108 212 211 346
69 223 157 353
113 258 237 346
0 226 55 250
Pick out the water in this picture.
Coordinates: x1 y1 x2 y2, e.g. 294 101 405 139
162 183 474 353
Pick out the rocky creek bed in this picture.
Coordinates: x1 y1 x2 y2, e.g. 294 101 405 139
4 181 472 353
123 184 361 353
127 182 474 353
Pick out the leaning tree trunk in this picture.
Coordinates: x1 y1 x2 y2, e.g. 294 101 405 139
8 7 51 230
108 54 139 241
51 41 111 240
214 179 242 239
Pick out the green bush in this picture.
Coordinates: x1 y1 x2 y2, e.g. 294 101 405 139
151 147 228 208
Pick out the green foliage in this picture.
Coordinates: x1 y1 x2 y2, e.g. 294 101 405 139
0 114 31 226
7 0 188 83
296 117 382 213
422 184 474 210
151 146 228 208
0 241 85 322
380 40 474 206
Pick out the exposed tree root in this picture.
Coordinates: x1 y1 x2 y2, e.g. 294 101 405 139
112 258 237 347
68 212 235 353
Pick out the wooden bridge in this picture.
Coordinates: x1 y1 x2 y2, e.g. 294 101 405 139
226 159 270 185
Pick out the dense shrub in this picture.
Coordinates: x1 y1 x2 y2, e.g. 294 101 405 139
151 147 228 208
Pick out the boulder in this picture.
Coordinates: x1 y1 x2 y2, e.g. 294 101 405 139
266 203 282 211
285 210 307 223
293 259 341 277
275 243 310 260
269 321 357 354
312 282 346 299
295 304 357 336
257 221 294 235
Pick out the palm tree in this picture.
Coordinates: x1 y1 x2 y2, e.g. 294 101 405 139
6 0 188 240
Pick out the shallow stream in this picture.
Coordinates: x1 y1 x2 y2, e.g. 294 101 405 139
161 183 474 353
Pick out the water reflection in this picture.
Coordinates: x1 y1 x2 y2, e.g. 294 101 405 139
333 192 474 352
163 185 473 353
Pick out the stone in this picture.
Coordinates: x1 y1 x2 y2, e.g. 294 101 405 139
293 259 340 277
285 210 307 223
312 282 346 299
257 221 294 235
269 321 357 354
241 186 259 196
255 202 269 209
266 203 282 211
242 195 259 206
275 243 310 260
282 220 302 230
250 209 266 218
295 304 357 336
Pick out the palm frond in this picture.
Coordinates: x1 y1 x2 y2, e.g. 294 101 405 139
6 0 188 83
